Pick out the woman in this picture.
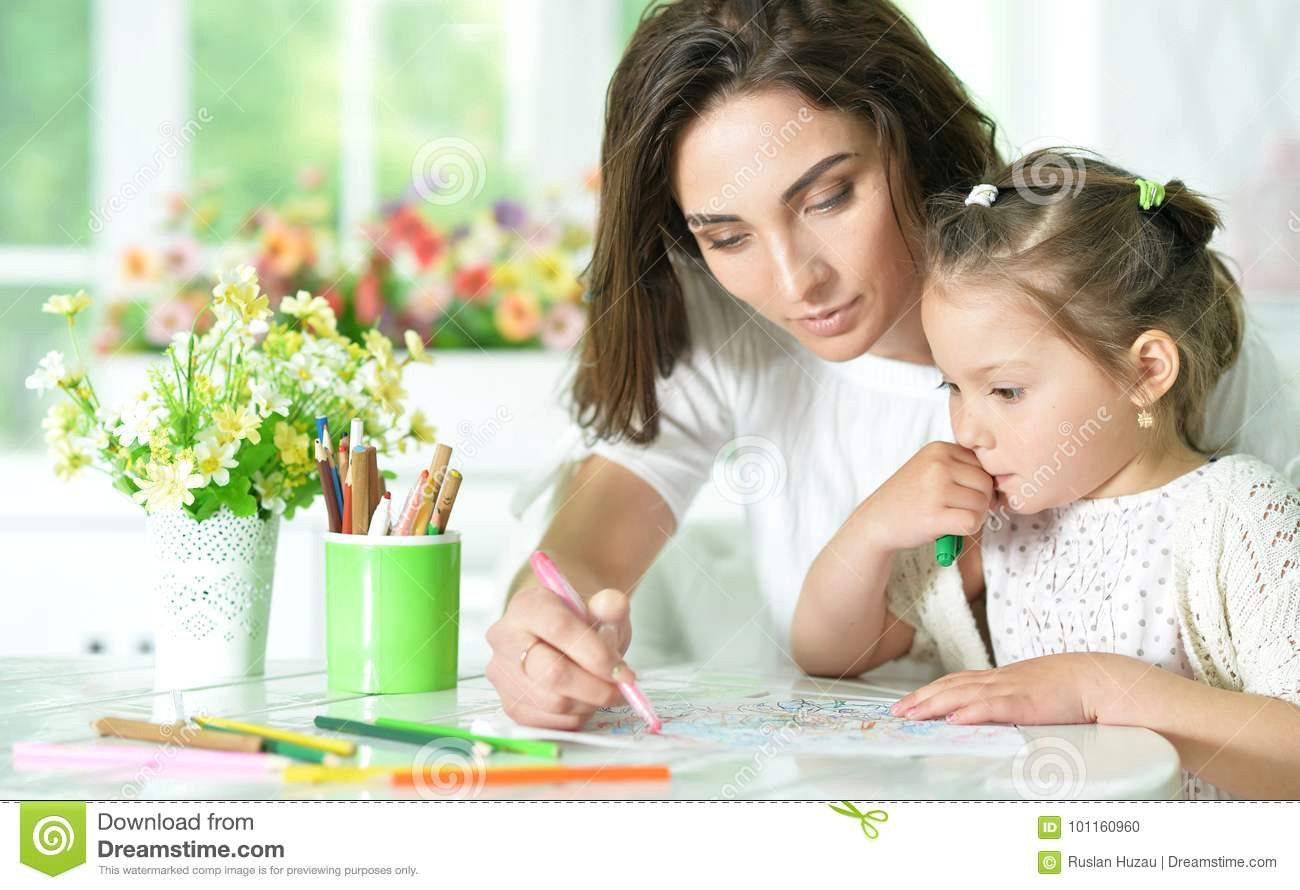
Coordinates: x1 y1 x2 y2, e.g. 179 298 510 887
484 0 1300 729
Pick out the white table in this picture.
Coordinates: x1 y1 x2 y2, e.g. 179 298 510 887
0 657 1182 800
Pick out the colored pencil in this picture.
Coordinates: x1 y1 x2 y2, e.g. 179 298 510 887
390 763 670 788
371 717 559 759
91 717 262 753
313 715 480 750
341 459 353 535
350 446 370 534
191 715 357 757
13 741 288 773
315 442 342 533
412 443 452 534
431 469 462 534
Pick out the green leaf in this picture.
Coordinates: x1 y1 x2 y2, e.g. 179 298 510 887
216 477 258 517
191 490 221 522
237 438 276 475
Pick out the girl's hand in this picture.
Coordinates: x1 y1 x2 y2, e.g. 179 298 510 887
861 442 994 553
887 653 1131 726
484 586 633 730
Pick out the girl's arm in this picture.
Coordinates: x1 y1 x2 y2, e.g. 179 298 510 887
1088 656 1300 799
792 442 992 678
791 505 915 677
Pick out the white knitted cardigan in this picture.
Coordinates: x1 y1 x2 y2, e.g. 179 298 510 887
884 454 1300 796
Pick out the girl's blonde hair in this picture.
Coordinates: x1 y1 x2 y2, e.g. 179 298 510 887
923 148 1244 452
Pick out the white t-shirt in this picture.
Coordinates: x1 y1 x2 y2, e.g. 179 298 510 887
513 253 1300 666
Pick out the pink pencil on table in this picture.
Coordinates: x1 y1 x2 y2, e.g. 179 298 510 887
528 551 663 733
12 741 288 773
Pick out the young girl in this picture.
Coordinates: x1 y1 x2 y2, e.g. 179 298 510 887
791 149 1300 800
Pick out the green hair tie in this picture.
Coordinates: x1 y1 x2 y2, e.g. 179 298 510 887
1134 178 1165 210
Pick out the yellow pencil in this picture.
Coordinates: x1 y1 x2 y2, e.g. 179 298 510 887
192 715 356 757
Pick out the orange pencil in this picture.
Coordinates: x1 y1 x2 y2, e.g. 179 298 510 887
390 764 670 788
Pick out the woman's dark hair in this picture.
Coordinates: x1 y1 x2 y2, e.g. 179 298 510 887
574 0 1002 443
923 148 1244 452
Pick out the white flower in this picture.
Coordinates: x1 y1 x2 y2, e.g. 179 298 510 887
287 351 320 394
250 380 290 418
131 458 204 513
252 470 286 515
25 351 67 394
114 398 163 447
42 290 92 318
193 435 239 487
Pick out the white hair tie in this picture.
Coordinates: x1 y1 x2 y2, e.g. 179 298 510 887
964 183 998 207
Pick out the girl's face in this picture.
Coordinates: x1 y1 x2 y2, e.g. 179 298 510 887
671 88 925 363
921 281 1145 514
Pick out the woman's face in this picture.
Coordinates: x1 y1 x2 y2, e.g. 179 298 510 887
671 88 924 362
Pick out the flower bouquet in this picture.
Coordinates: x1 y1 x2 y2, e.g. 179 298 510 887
27 266 436 686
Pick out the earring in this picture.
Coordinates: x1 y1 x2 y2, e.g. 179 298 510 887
1137 409 1154 429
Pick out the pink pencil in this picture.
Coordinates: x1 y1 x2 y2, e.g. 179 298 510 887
12 741 288 773
394 469 428 535
528 551 663 733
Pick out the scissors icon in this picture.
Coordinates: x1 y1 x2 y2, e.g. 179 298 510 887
828 801 889 839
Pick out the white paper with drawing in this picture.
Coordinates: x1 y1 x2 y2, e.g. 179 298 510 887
489 687 1026 757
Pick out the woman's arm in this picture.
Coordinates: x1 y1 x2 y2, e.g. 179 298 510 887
505 454 676 606
485 454 677 729
1088 656 1300 800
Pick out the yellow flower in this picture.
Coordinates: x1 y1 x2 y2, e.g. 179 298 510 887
280 290 337 335
492 260 524 289
273 421 309 468
212 404 262 445
42 289 92 319
362 329 394 364
212 265 271 325
367 367 408 416
403 330 432 364
408 409 436 444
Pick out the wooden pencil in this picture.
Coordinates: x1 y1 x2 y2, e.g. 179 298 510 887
432 469 462 534
364 445 381 515
316 446 342 533
412 443 452 534
350 448 370 534
92 717 263 753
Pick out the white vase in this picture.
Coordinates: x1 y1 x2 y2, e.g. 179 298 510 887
147 505 280 690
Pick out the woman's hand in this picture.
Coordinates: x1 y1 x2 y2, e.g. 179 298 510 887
484 586 634 730
860 441 994 553
887 653 1134 726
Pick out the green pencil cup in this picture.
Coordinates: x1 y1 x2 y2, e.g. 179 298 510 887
323 531 460 694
